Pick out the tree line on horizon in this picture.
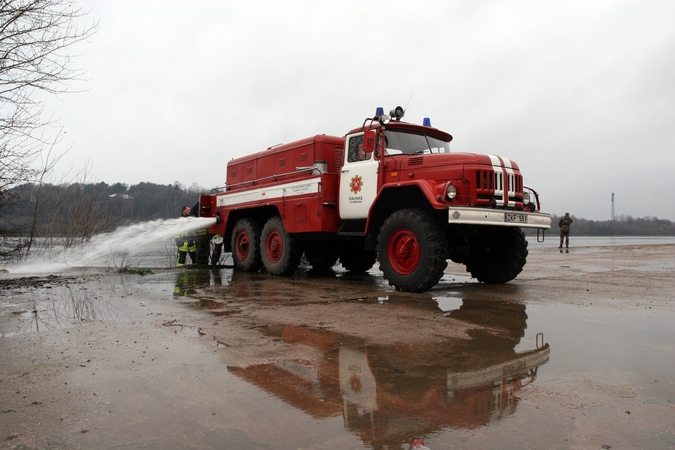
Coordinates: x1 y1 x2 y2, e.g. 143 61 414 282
2 181 674 238
2 181 207 233
0 181 207 259
546 213 675 236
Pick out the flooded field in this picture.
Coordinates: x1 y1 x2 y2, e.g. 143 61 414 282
1 244 674 449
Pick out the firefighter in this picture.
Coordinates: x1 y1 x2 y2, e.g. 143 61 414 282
175 205 197 266
187 201 211 265
558 212 573 249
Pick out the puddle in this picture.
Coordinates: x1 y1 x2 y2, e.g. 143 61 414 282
180 271 554 445
0 273 176 336
519 301 675 402
434 295 465 313
185 268 675 449
231 306 549 445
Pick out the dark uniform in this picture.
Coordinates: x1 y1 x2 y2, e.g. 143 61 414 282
559 213 573 249
185 201 213 265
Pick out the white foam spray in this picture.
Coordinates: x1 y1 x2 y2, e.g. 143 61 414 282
3 217 217 275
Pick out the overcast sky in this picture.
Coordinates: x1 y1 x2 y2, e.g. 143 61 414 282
43 0 675 221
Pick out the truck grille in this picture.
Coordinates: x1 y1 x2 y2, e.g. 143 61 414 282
476 170 493 191
474 168 522 207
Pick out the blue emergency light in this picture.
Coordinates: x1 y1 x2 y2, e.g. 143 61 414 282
423 117 432 127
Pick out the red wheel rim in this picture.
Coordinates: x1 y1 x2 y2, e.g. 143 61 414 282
387 229 420 275
234 231 250 260
266 231 283 263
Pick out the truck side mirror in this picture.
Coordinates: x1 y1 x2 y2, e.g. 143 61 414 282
363 130 376 154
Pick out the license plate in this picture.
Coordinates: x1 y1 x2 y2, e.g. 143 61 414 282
505 213 528 223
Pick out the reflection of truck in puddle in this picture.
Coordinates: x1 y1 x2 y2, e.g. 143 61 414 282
227 299 550 447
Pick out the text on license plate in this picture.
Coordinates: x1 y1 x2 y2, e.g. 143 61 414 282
505 213 528 223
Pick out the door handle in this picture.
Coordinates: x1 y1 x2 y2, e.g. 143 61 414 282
341 169 349 173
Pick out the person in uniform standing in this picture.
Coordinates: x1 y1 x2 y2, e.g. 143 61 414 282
558 212 573 249
175 205 197 266
186 201 211 265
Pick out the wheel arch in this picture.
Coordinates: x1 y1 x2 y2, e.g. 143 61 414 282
366 184 447 244
221 206 279 252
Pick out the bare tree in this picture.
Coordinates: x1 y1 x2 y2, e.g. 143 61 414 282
0 0 96 195
23 128 69 254
0 0 96 258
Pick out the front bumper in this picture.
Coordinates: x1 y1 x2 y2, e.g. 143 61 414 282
447 207 551 229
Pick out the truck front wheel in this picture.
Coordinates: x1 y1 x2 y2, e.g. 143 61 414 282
465 227 528 283
261 216 302 276
378 209 448 292
231 218 263 272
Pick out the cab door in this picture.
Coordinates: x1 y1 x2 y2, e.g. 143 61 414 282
339 132 379 219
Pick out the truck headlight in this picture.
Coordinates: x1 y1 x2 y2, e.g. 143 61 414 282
446 184 457 200
523 191 530 205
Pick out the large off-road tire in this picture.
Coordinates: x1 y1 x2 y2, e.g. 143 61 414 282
338 240 377 273
377 209 448 292
465 227 528 284
305 243 339 272
231 218 263 272
261 216 302 276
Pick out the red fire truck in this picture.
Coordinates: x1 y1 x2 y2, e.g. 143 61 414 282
199 107 550 292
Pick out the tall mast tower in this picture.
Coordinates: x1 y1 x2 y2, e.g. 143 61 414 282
611 192 615 221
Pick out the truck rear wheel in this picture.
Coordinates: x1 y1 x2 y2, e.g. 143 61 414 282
231 218 263 272
378 209 448 292
338 241 377 273
261 216 302 276
465 227 528 283
305 244 339 272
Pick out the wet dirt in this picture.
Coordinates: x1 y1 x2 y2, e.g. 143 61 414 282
1 244 674 449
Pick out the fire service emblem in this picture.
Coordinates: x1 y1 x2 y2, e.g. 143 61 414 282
350 175 363 194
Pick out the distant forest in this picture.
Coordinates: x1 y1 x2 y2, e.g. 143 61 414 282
2 181 675 237
1 181 206 238
546 214 675 236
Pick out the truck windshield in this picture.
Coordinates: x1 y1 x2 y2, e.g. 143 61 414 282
383 131 451 155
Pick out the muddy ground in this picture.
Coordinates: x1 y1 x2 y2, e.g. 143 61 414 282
1 244 674 449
